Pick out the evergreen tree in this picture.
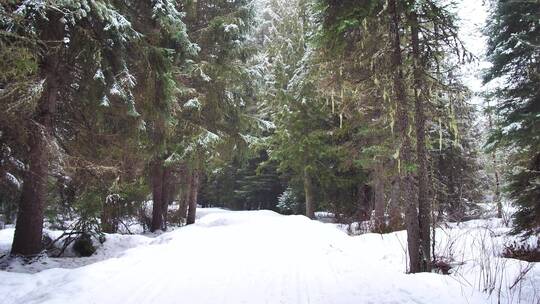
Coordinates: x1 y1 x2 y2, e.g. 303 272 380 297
121 0 198 232
181 0 256 224
484 0 540 235
316 0 479 272
260 0 348 219
315 0 393 229
1 0 139 256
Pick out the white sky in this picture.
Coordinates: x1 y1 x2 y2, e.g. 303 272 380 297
455 0 491 105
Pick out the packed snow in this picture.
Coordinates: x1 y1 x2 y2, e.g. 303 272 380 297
1 208 538 304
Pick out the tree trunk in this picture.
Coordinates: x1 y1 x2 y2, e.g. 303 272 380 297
174 164 188 223
304 168 315 219
429 157 437 266
11 126 49 255
160 166 174 230
11 11 65 257
411 11 431 272
388 0 420 273
447 150 461 221
150 159 165 232
388 176 402 230
102 195 119 233
487 103 502 218
11 55 60 256
373 161 386 232
11 125 50 256
357 184 372 221
178 199 188 221
494 163 502 218
186 168 200 225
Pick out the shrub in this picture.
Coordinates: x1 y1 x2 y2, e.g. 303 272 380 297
73 234 96 257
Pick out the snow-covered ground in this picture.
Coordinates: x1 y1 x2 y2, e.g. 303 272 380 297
0 227 153 273
0 209 538 304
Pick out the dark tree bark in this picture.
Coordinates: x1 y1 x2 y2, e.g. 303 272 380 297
388 0 420 273
11 77 58 256
388 176 402 230
160 166 174 230
11 14 64 256
357 184 372 221
410 11 431 272
373 161 386 231
150 162 176 231
149 58 169 232
304 168 315 219
178 198 188 221
150 158 165 232
176 165 189 222
186 168 200 225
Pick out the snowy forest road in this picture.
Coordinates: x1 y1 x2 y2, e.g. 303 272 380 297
1 209 488 304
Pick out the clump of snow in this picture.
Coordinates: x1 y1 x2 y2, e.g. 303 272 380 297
183 98 201 110
4 173 21 189
223 23 239 33
197 130 220 147
93 68 105 82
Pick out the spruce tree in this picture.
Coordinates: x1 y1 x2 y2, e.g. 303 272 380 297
1 0 139 256
119 0 198 232
484 0 540 235
260 0 344 219
181 0 256 224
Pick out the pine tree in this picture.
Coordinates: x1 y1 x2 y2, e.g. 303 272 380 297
1 0 139 256
120 0 198 232
261 0 342 219
316 0 422 270
404 0 474 272
484 0 540 235
180 0 256 224
315 0 394 229
409 8 430 271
